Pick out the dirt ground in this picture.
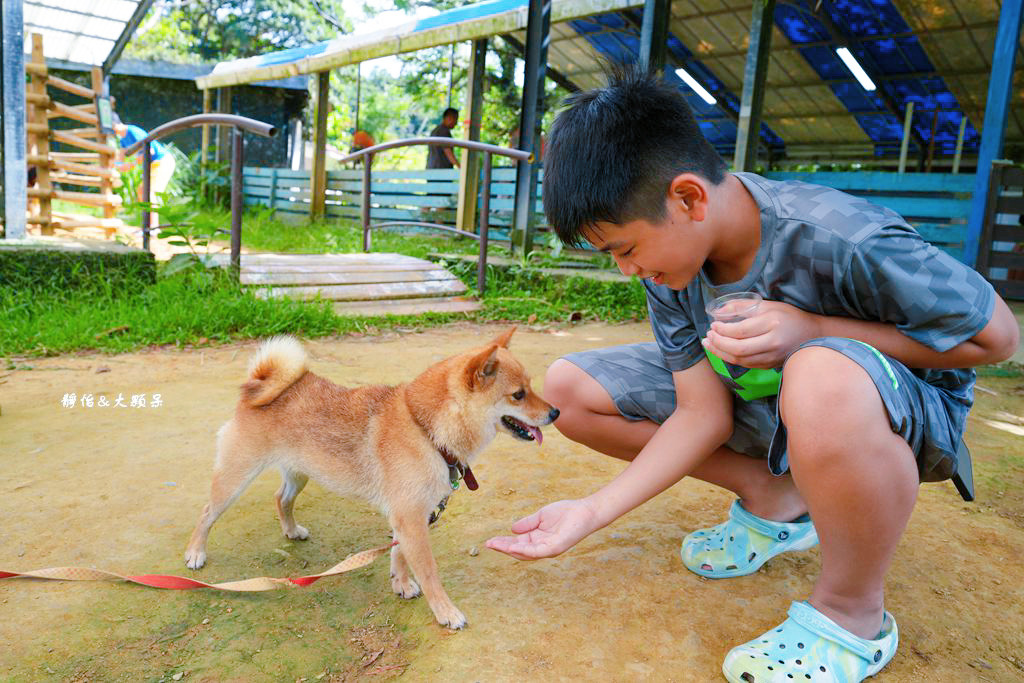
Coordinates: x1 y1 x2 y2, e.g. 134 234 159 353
2 322 1023 682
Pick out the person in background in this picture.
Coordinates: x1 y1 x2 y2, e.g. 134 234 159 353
426 107 460 170
113 114 175 229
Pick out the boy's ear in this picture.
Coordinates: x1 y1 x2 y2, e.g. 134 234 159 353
465 344 500 388
491 326 516 349
669 173 709 222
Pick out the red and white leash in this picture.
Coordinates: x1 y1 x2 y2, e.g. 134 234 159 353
0 543 394 592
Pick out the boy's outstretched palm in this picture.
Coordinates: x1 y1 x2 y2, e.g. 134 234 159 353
486 499 600 560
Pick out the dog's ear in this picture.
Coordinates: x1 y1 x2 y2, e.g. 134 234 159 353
465 343 500 388
490 326 516 349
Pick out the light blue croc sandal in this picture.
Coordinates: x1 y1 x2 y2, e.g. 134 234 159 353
722 601 898 683
681 500 818 578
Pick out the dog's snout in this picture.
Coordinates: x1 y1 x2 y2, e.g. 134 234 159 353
547 407 560 423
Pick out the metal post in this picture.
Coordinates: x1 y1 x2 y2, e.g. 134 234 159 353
311 71 329 219
478 152 492 294
638 0 670 73
141 143 152 249
897 101 914 174
511 0 550 256
952 117 967 174
361 154 371 251
231 128 244 271
734 0 775 172
966 0 1024 267
1 0 27 239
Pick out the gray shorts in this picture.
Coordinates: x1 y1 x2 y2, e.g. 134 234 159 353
563 337 974 499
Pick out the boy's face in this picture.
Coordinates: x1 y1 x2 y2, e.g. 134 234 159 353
582 177 713 290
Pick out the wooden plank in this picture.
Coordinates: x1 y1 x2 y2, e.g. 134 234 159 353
28 33 52 234
28 187 122 207
991 223 1024 242
360 169 460 181
241 268 457 286
51 217 125 230
255 278 467 302
52 130 117 155
990 279 1024 300
244 167 312 180
327 180 462 194
763 171 977 194
50 172 121 188
240 263 441 274
910 222 967 245
998 166 1024 187
50 152 100 161
48 101 98 126
217 252 429 266
50 158 118 178
332 297 481 316
867 196 972 220
45 74 96 100
995 195 1024 214
988 252 1024 269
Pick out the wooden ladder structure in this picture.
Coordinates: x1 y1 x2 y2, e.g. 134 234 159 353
24 33 124 237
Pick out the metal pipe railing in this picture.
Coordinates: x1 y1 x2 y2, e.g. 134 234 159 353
124 114 277 270
339 137 531 294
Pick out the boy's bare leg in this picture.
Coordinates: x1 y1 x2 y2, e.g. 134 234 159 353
545 359 807 522
780 347 918 639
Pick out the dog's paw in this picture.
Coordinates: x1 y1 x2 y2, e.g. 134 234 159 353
284 524 310 541
391 574 421 599
434 605 467 630
184 549 206 570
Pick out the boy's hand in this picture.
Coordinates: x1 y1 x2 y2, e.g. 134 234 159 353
485 499 601 560
702 300 822 368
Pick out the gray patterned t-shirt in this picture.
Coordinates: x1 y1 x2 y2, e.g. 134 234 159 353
644 172 996 397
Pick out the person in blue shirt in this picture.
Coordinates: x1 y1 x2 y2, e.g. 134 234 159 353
113 114 176 229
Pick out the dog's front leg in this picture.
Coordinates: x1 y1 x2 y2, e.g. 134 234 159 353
390 511 466 629
390 540 421 599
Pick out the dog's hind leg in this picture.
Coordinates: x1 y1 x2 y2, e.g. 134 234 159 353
389 509 465 629
275 469 310 540
184 451 266 570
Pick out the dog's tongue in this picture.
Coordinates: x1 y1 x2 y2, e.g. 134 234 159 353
528 425 543 445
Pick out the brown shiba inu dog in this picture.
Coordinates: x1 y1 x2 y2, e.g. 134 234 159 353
184 328 557 629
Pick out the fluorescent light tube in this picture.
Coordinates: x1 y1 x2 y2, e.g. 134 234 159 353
674 68 717 105
836 47 876 91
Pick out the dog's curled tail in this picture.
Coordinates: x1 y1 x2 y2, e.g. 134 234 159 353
240 336 308 407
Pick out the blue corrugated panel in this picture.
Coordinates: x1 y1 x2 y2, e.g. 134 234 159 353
568 12 785 156
413 0 527 32
774 0 979 157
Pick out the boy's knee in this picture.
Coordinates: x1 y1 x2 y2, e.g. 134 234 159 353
543 359 586 408
779 345 877 430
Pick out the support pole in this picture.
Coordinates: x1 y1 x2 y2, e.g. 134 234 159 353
231 128 244 271
215 88 233 164
200 88 212 200
511 0 550 256
952 117 967 174
311 71 329 219
638 0 670 73
457 38 487 236
734 0 774 172
897 101 914 174
966 0 1024 267
1 0 27 240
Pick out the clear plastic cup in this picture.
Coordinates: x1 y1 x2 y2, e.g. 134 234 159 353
706 291 762 324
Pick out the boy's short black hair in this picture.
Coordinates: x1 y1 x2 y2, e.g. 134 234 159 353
543 63 728 247
442 107 458 119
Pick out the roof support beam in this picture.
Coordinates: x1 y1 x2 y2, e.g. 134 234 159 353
457 38 488 236
501 34 580 92
512 0 550 256
310 72 329 219
638 0 669 72
966 0 1023 267
734 0 774 172
101 0 157 77
1 0 27 239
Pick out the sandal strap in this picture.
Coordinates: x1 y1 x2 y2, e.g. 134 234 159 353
787 601 888 665
728 500 807 540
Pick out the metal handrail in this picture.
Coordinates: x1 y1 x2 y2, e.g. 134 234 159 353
338 137 532 294
124 114 277 269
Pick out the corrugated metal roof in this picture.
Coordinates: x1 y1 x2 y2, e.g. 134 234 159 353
198 0 1024 159
23 0 143 66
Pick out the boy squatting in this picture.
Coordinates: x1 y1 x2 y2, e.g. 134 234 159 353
485 66 1020 682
